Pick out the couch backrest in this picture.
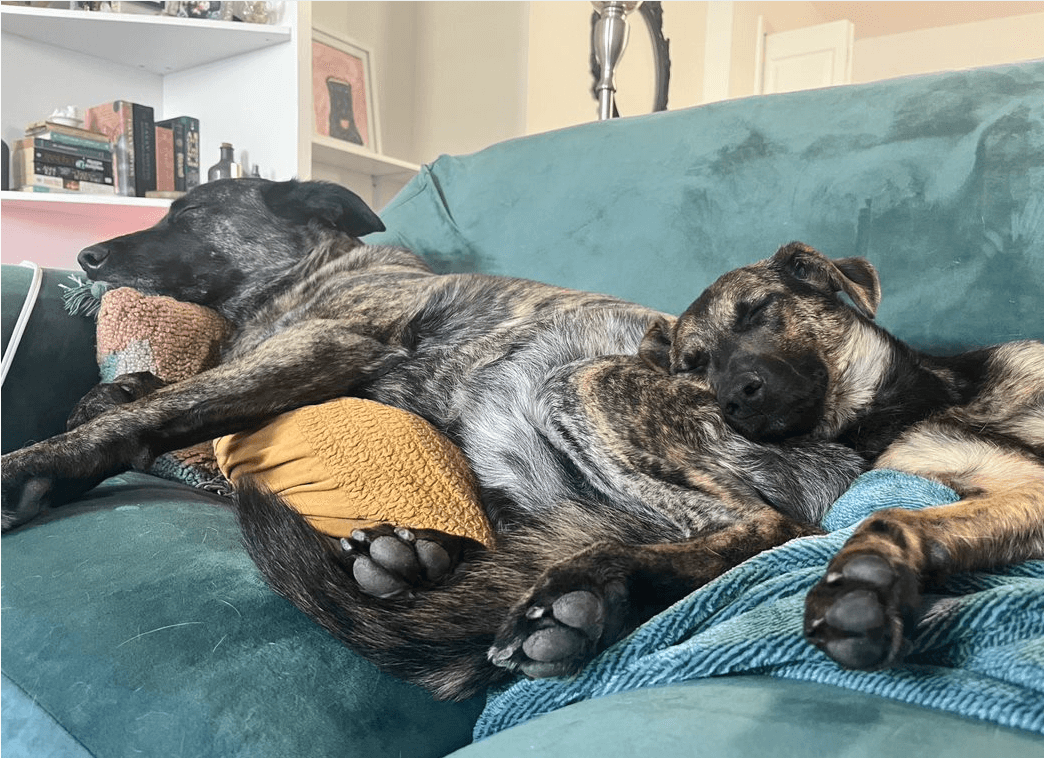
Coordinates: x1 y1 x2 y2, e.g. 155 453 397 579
368 59 1044 353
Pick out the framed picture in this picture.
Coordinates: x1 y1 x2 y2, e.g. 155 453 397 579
312 29 380 153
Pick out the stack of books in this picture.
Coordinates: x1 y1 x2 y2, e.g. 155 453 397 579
13 120 116 194
12 101 200 198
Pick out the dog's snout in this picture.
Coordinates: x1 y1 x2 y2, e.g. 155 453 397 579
713 350 828 441
721 370 766 419
740 373 763 397
78 245 111 275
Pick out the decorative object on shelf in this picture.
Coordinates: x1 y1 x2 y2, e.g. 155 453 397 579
156 0 277 23
589 1 670 120
163 1 222 19
220 1 273 24
72 1 122 11
45 105 83 128
312 29 380 153
207 141 241 181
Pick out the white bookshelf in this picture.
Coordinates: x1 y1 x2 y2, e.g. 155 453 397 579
0 189 171 213
0 2 419 262
0 4 291 74
312 134 419 177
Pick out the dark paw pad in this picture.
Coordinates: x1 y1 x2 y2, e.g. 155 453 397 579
490 584 623 679
341 524 470 598
805 553 916 669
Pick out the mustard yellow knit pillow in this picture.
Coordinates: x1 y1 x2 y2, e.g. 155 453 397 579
214 398 495 546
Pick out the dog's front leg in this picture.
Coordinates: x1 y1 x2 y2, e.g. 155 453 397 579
2 321 404 531
67 371 168 430
488 508 818 678
804 446 1044 670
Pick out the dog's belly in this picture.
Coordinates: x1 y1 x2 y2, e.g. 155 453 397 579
366 303 663 523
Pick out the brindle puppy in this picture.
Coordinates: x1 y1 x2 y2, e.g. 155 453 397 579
646 241 1044 670
1 180 864 699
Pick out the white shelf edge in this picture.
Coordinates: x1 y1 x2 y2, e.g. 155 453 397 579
0 4 291 75
1 190 172 209
311 134 421 177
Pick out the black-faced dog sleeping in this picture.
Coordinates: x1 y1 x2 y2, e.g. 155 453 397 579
0 179 863 698
2 179 1037 701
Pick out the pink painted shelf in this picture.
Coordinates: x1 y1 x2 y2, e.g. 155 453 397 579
1 191 169 270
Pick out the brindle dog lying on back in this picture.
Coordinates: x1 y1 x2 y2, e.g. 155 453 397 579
649 242 1044 670
1 179 864 699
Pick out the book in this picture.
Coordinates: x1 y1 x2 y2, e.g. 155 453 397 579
12 145 114 189
17 181 115 195
14 137 113 164
25 119 110 143
154 124 176 193
85 101 157 197
22 125 111 153
156 116 200 192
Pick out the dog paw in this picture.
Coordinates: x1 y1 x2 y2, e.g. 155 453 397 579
804 552 918 669
67 372 166 430
2 472 52 532
340 524 477 598
488 567 629 679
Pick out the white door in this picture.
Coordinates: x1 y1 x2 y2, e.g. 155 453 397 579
756 19 855 95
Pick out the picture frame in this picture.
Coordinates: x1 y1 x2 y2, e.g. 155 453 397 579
312 29 381 153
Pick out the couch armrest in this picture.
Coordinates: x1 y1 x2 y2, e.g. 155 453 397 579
2 264 98 453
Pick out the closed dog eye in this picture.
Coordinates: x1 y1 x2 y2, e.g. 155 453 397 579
676 349 709 375
734 295 778 332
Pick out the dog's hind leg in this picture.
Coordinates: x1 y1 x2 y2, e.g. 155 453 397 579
340 523 486 598
488 507 819 678
1 321 404 530
234 479 539 700
805 431 1044 670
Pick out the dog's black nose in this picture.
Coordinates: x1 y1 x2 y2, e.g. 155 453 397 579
740 373 763 397
723 371 765 418
78 245 110 274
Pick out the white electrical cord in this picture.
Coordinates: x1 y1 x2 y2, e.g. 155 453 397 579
1 260 44 386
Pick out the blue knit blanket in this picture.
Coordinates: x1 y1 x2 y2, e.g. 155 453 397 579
475 470 1044 739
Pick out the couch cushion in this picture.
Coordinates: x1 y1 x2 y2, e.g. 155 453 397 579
450 677 1044 757
369 59 1044 352
0 473 484 758
1 265 98 453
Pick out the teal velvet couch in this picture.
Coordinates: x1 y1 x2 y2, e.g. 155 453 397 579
4 59 1044 757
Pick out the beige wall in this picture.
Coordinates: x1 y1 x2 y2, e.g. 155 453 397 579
853 12 1044 83
312 1 1044 164
315 0 527 165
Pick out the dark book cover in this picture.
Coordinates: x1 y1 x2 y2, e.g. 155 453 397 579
156 116 200 191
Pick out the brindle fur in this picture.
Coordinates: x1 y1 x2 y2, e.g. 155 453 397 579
0 180 865 700
648 241 1044 670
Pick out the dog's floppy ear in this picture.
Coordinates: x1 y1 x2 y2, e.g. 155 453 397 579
261 180 386 237
639 317 674 373
774 242 881 319
829 256 881 319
